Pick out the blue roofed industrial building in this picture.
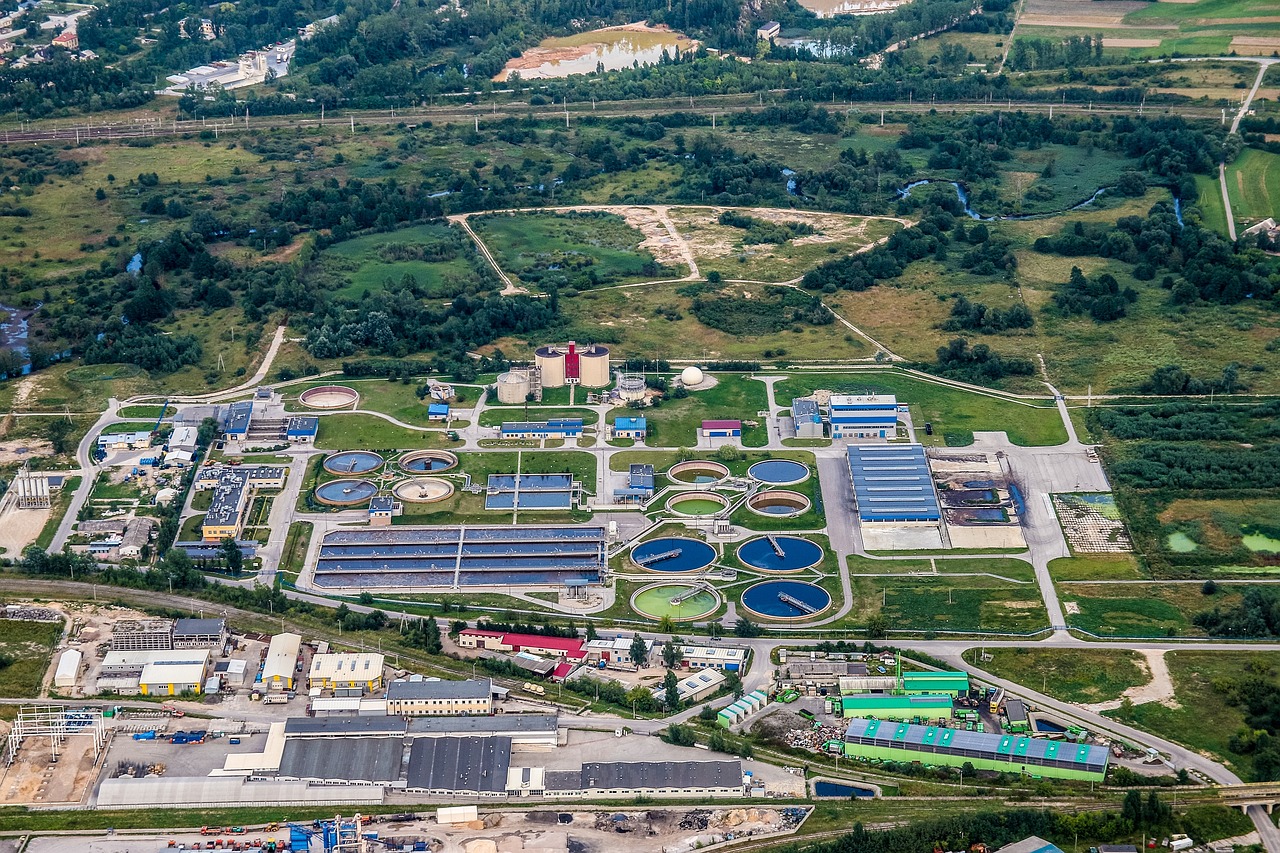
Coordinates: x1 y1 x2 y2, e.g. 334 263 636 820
427 403 450 421
223 401 253 439
286 416 318 443
846 444 942 522
612 416 647 440
829 394 898 440
500 418 584 439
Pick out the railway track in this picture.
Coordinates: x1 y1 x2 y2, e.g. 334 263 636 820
0 97 1225 146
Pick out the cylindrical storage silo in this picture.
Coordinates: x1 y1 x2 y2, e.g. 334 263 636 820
535 346 566 388
579 344 611 387
496 371 532 404
617 373 646 402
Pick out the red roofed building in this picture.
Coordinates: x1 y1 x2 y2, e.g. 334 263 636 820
52 30 79 50
550 661 577 682
700 419 742 438
457 629 585 660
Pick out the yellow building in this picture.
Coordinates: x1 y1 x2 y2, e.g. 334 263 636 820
307 652 384 693
138 651 210 696
197 464 287 542
262 632 301 691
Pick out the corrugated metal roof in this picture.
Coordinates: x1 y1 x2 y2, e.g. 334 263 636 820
405 736 511 792
847 444 942 522
278 736 404 783
844 717 1108 772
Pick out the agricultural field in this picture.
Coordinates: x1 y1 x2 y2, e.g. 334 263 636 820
1015 0 1280 59
1107 651 1280 780
962 647 1148 704
1061 581 1243 637
1225 148 1280 230
773 370 1067 447
318 222 490 300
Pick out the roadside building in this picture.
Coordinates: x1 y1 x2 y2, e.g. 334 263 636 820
585 635 651 667
756 21 781 39
553 760 743 799
790 399 823 439
427 403 450 421
406 713 556 748
222 401 253 439
457 630 587 662
902 671 969 696
196 464 287 542
1004 699 1031 734
169 425 199 452
97 430 153 451
261 632 301 691
308 652 385 694
656 668 725 705
679 645 746 671
386 678 493 717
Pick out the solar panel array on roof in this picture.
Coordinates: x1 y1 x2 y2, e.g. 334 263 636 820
843 717 1108 774
846 444 942 522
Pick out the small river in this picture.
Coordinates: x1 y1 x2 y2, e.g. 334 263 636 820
895 179 1110 221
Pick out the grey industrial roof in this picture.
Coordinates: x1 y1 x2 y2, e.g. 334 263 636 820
997 837 1065 853
580 760 743 790
369 496 394 512
407 714 557 737
791 398 819 416
405 736 511 792
388 678 490 701
843 717 1109 772
284 716 407 738
846 444 942 522
545 770 581 792
1005 699 1029 724
173 617 225 636
278 736 404 783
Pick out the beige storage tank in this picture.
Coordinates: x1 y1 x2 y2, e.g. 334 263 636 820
617 372 646 402
496 371 532 404
578 343 611 387
535 346 566 388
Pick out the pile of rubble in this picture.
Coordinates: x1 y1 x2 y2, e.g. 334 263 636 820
677 811 710 831
783 723 843 751
2 604 62 622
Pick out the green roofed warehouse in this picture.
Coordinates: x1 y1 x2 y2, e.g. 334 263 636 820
842 717 1109 781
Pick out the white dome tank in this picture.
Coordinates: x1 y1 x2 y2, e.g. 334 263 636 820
681 366 705 387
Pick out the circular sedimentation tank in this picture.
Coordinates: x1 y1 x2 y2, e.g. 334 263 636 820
323 450 384 476
299 385 359 409
748 459 810 486
399 450 458 473
736 536 824 572
741 580 831 620
392 477 455 504
668 460 729 485
630 537 716 573
315 478 379 506
631 582 721 621
747 490 810 517
667 491 729 516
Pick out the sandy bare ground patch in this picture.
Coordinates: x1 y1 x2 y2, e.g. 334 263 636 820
665 206 888 272
611 205 697 274
0 439 54 464
1084 649 1179 713
1105 37 1163 47
1230 36 1280 54
0 503 50 555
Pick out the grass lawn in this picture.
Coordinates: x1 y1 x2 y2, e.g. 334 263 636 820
478 407 599 427
116 405 176 419
0 618 62 697
848 575 1048 634
608 374 770 448
847 555 1036 582
1193 175 1230 236
321 222 486 300
314 414 460 451
995 145 1140 217
1107 651 1280 780
1062 583 1241 637
1048 554 1145 581
774 370 1065 446
1225 147 1280 230
963 647 1148 704
286 378 476 427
